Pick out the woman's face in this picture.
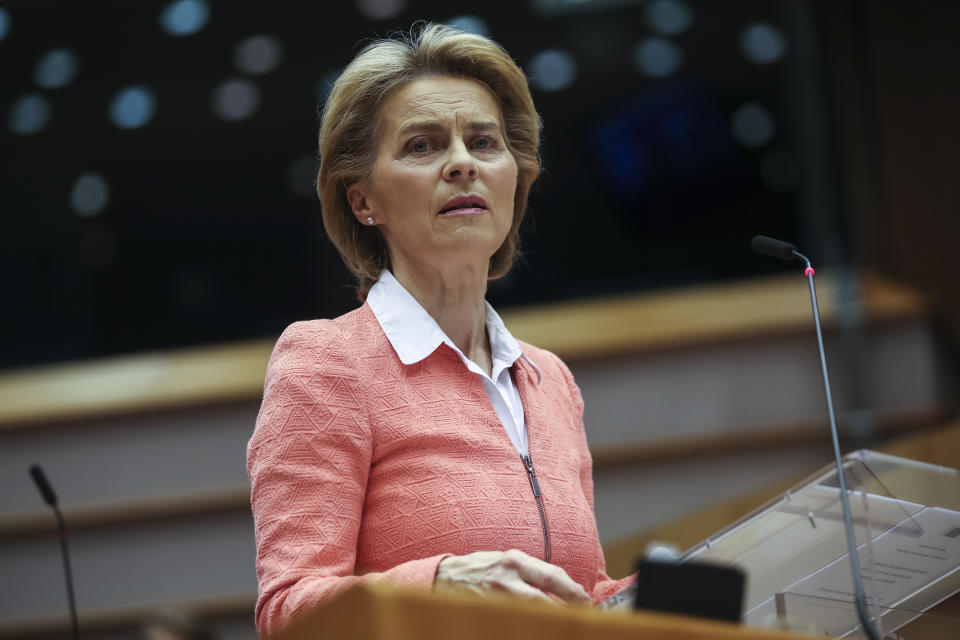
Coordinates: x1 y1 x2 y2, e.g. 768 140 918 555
347 75 519 278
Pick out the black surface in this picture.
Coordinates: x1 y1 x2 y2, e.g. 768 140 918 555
634 558 746 623
1 0 820 370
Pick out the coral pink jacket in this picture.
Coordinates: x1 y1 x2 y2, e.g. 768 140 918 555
247 304 632 636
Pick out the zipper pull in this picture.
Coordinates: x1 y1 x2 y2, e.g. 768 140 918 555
521 454 541 497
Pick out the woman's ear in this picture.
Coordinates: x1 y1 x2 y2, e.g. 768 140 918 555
346 182 373 224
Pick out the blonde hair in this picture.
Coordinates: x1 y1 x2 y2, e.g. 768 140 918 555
317 23 542 301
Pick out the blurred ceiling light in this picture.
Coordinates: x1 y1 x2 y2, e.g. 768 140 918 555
731 102 775 148
645 0 694 36
34 48 80 89
159 0 210 37
109 86 157 129
529 49 578 92
356 0 407 21
741 22 788 64
446 15 490 37
8 93 51 135
70 172 110 217
211 78 260 121
234 34 284 75
632 38 683 78
761 148 799 193
0 8 11 42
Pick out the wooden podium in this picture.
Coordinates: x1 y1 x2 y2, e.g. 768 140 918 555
273 584 818 640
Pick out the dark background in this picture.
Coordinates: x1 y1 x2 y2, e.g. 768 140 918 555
1 0 957 371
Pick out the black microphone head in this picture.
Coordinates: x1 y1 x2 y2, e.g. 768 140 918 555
752 235 798 262
29 464 58 507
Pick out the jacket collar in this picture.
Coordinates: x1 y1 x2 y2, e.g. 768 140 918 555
366 270 541 384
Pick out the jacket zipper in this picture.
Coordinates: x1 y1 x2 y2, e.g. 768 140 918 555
521 453 550 563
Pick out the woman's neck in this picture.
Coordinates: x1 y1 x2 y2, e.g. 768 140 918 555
390 262 492 376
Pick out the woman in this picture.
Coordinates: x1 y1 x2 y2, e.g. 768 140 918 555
247 23 633 636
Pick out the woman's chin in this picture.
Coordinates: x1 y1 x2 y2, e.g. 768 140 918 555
420 234 505 270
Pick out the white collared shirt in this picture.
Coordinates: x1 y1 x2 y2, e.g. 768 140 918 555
366 270 538 456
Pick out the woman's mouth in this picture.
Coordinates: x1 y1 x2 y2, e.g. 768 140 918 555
438 195 488 216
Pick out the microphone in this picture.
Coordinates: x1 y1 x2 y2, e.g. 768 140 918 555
751 237 880 640
751 235 798 262
30 464 58 507
29 464 79 640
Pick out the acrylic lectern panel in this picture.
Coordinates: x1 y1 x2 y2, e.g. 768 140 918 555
682 450 960 638
773 591 960 639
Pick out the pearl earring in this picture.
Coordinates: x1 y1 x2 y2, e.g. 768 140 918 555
366 217 374 225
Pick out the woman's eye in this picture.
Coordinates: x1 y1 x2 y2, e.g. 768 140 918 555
474 136 492 149
410 139 430 153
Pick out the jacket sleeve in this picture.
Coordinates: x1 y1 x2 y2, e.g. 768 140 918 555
246 321 450 637
553 353 637 603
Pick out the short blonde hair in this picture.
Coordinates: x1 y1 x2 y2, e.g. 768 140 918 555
317 23 542 301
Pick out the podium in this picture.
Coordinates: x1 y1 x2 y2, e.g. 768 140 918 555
270 450 959 640
272 582 820 640
683 450 960 638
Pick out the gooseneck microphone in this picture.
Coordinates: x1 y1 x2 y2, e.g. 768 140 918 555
29 464 80 640
750 235 799 262
751 236 880 640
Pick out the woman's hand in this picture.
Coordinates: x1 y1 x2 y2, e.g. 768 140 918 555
434 549 591 604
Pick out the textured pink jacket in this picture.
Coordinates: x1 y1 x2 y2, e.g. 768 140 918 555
247 304 632 636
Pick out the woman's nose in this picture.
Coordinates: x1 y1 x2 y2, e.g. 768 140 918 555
443 139 478 181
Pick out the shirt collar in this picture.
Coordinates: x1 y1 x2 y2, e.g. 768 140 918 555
366 270 542 383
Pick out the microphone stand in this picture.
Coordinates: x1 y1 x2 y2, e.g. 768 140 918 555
751 236 881 639
30 464 79 640
52 502 80 640
793 250 880 640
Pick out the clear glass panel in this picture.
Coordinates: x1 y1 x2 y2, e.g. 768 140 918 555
682 450 960 637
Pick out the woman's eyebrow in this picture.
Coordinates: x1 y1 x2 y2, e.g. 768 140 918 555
396 120 500 138
396 121 444 138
